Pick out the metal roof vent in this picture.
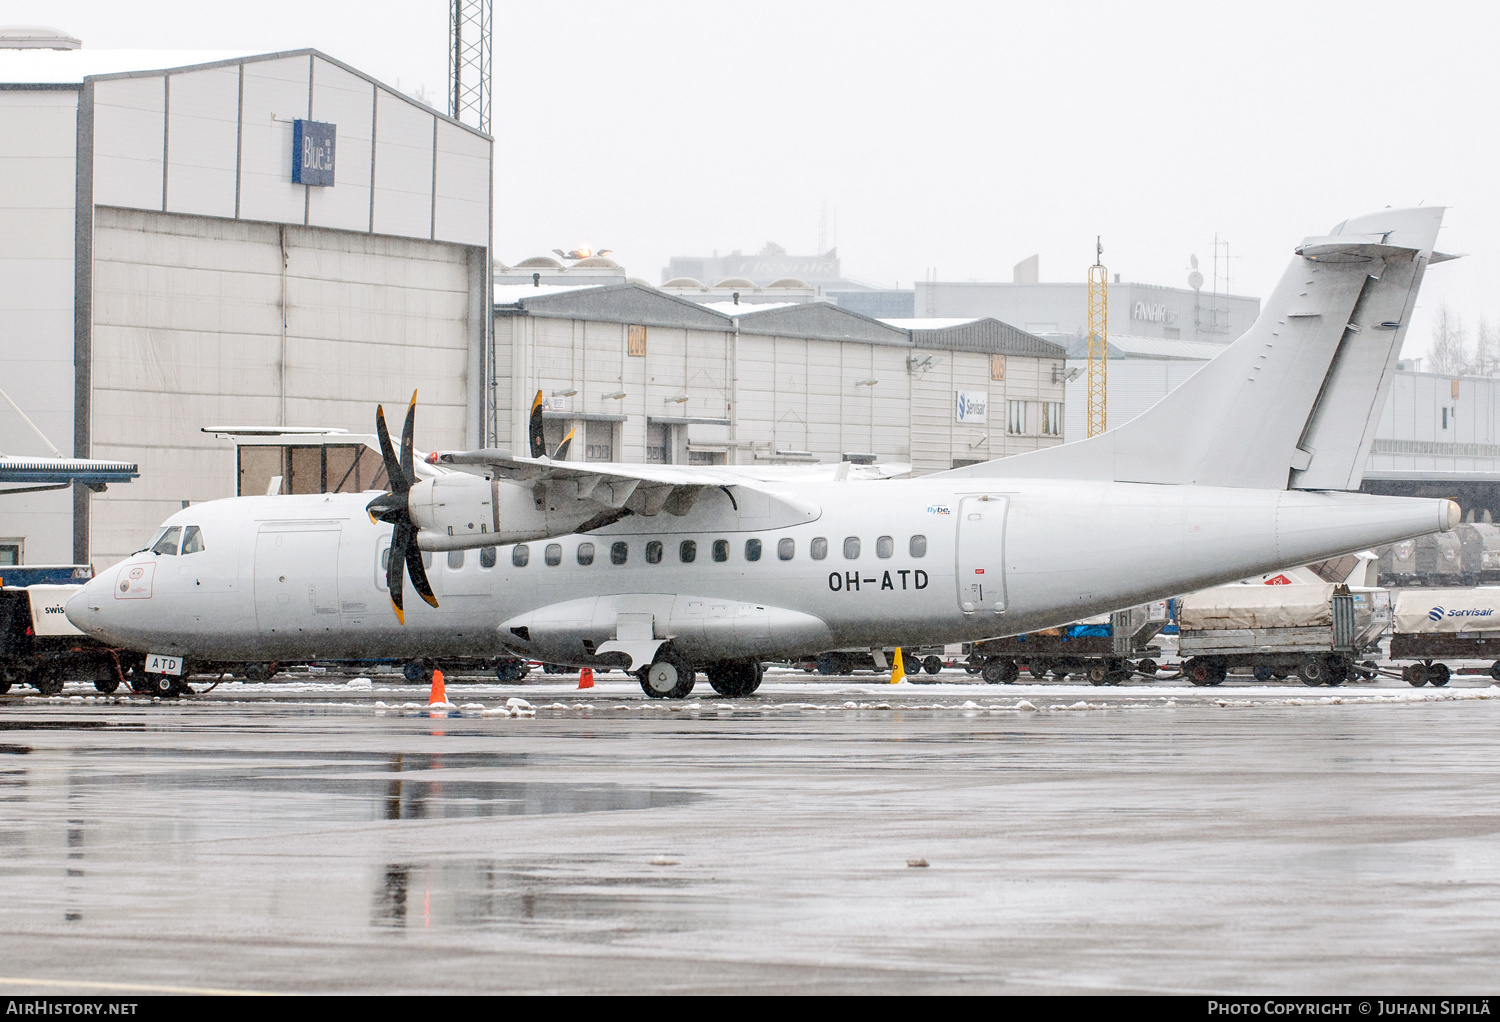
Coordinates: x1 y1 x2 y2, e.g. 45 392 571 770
0 26 82 49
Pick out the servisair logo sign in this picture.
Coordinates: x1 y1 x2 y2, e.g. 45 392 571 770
955 391 987 424
1429 605 1496 622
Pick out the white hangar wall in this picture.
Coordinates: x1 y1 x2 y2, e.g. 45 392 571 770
0 88 78 565
88 208 479 563
0 49 492 569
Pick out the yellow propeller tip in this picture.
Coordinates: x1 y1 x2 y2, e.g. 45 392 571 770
422 594 440 609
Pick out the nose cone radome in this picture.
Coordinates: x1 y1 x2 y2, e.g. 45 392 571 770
65 572 109 635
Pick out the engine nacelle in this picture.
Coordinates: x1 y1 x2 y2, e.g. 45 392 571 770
407 472 592 551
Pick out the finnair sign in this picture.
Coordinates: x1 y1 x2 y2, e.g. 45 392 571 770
955 391 987 424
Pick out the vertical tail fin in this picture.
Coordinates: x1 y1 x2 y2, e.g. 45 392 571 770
941 207 1448 490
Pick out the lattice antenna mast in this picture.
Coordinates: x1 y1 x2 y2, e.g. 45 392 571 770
1086 237 1108 437
449 0 492 133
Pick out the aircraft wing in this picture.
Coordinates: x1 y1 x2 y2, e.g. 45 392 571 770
429 448 760 527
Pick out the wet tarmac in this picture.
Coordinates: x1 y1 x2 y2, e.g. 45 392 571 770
1 671 1498 994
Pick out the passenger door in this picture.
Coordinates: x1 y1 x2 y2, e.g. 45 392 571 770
955 495 1008 615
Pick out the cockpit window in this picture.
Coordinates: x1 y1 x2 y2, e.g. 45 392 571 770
151 526 182 556
137 527 168 554
181 526 205 555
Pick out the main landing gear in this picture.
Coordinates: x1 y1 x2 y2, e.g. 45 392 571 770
638 650 696 699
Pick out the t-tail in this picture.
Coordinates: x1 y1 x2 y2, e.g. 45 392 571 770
941 207 1452 491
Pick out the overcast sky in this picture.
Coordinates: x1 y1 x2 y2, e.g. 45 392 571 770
37 0 1500 358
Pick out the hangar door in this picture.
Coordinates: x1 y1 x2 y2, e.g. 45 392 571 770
955 495 1008 615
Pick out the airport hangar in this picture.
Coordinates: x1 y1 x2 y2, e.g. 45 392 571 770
0 40 492 569
489 276 1069 476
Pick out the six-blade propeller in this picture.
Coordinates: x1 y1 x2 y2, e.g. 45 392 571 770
365 391 439 624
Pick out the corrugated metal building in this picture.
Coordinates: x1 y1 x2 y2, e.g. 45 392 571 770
493 284 1067 474
0 46 492 567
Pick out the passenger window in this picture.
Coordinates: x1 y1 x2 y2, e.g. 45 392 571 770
876 535 893 559
544 543 562 566
381 548 390 570
810 537 828 560
843 536 860 559
180 526 205 555
778 538 795 560
646 540 663 564
448 549 464 570
577 542 595 566
512 545 529 568
680 540 697 563
480 546 497 568
151 527 181 556
713 540 729 562
745 538 762 562
611 541 628 565
910 534 927 557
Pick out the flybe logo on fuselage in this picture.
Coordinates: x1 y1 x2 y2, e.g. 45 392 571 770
1429 606 1495 622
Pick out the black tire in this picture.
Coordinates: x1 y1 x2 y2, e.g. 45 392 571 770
963 658 982 676
816 654 841 676
1135 658 1158 677
981 660 1016 685
707 662 761 697
1357 660 1379 681
922 656 943 676
1028 660 1051 680
0 678 10 695
1186 658 1214 687
1404 663 1428 687
1490 661 1500 682
639 650 696 699
1297 657 1326 686
1087 664 1109 686
243 663 272 682
149 674 176 697
1429 662 1451 687
34 673 64 696
93 678 120 694
1253 666 1273 682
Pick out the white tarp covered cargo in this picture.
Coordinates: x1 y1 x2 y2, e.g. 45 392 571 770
1179 584 1336 631
1393 588 1500 635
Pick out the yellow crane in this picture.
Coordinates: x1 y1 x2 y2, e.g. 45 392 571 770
1086 237 1108 437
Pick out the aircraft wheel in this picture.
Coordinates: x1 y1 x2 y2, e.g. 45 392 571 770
1087 663 1109 686
93 678 120 694
922 656 943 675
707 662 761 697
1404 663 1428 687
1296 657 1326 686
1429 662 1451 687
1135 658 1158 677
1490 660 1500 682
149 674 177 697
639 651 696 699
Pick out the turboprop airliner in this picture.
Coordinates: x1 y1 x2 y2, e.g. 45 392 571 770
68 207 1460 698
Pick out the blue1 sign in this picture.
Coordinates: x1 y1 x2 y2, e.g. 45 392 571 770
292 119 336 186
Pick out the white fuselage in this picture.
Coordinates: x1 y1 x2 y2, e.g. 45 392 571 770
66 476 1455 669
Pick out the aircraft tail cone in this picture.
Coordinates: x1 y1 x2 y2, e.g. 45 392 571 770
890 647 906 684
428 668 447 706
578 667 594 690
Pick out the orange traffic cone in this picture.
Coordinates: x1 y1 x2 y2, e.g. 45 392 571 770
428 668 447 706
578 667 594 690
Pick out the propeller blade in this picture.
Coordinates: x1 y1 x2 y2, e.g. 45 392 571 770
553 427 576 462
374 404 407 494
405 538 440 609
387 523 411 624
399 389 417 484
529 390 546 459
